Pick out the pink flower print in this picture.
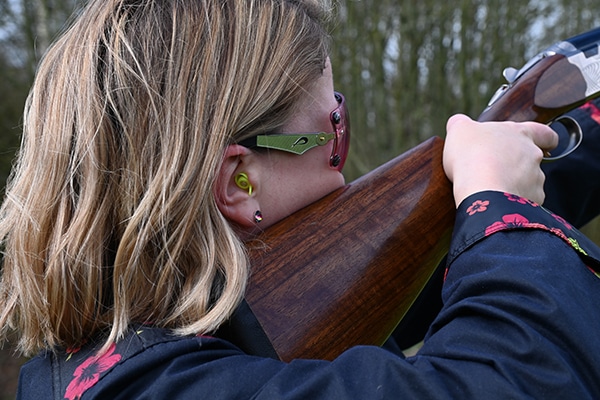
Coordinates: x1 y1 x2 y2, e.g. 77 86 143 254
504 193 538 207
504 193 528 204
485 213 549 236
551 213 573 230
197 333 216 339
65 345 82 362
64 343 121 400
581 102 600 124
485 213 529 236
466 200 489 216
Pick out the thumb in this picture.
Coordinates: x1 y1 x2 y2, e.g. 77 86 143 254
446 113 472 132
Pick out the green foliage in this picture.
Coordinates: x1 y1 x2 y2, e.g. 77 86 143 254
0 53 27 193
330 0 600 180
0 0 81 194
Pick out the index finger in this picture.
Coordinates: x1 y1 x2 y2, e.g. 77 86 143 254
514 121 559 154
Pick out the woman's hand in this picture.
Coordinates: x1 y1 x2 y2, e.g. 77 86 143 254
443 114 559 208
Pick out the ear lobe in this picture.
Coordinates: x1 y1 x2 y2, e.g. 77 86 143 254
214 144 260 228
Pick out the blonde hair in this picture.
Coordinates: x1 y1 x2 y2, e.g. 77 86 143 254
0 0 332 356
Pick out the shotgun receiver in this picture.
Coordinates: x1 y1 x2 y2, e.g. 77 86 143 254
479 26 600 159
243 27 600 362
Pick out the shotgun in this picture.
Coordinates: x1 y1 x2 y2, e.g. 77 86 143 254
243 26 600 362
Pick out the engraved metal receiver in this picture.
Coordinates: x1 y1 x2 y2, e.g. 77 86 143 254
479 26 600 161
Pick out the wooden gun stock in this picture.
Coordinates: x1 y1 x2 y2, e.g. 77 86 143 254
243 27 600 361
245 137 454 361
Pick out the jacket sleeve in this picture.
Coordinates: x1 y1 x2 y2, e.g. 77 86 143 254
120 193 600 399
392 99 600 352
22 192 600 400
412 191 600 399
255 192 600 399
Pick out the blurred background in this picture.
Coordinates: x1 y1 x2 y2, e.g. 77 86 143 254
1 0 599 397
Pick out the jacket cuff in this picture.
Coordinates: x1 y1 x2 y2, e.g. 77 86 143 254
447 190 600 277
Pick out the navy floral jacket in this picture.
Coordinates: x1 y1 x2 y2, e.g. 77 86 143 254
17 191 600 399
17 103 600 399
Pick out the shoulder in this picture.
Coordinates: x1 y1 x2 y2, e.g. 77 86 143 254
18 326 273 399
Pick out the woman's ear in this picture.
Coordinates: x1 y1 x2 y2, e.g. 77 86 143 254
214 144 261 228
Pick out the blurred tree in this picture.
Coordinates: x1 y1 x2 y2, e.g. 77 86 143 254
330 0 565 179
0 2 81 398
0 0 80 194
330 0 600 240
0 53 27 190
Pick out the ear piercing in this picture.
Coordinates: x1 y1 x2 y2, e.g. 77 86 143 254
234 173 262 223
233 173 261 223
234 172 253 196
254 210 263 224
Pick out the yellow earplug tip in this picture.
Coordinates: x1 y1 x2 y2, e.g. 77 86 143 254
235 172 253 195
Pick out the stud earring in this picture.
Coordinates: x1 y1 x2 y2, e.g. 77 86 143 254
234 172 253 196
254 210 263 224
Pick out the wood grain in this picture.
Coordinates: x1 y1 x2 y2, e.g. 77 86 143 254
244 137 455 361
